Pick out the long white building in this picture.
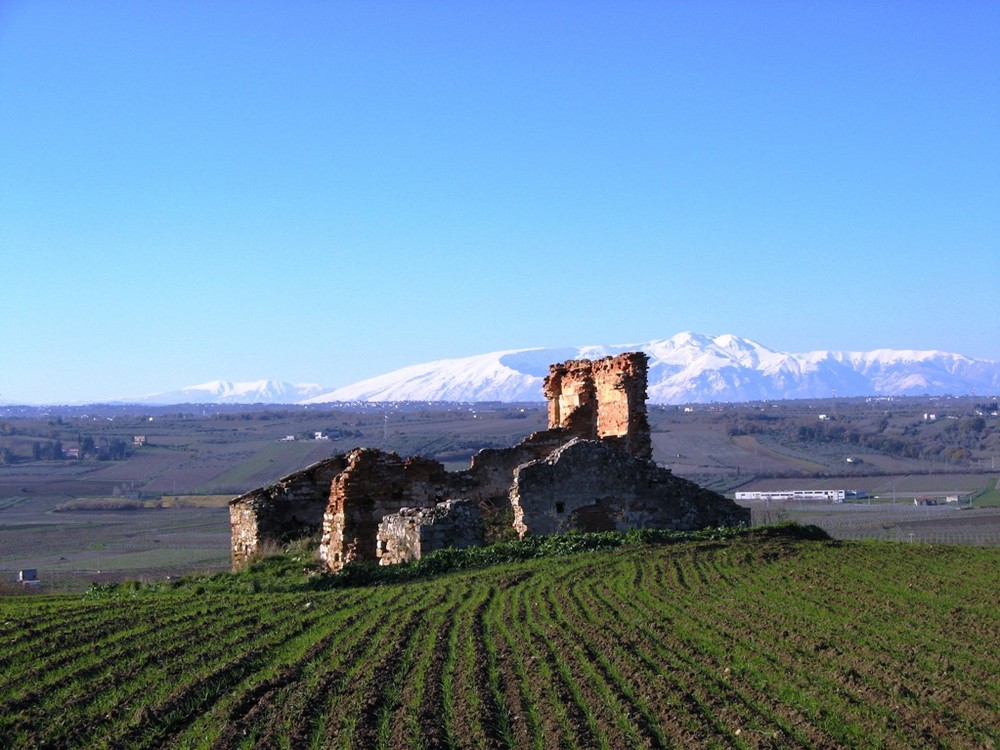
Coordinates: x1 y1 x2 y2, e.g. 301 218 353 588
735 489 847 503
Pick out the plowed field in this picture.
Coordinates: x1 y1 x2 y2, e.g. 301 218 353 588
1 533 997 749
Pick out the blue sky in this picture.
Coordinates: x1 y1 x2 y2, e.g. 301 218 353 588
1 1 998 403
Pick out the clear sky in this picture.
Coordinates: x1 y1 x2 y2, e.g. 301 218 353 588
1 1 998 403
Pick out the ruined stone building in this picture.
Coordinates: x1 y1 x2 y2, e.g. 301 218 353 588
544 351 652 461
230 455 347 567
229 352 749 571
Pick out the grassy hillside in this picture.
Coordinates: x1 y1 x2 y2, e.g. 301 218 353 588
1 527 998 749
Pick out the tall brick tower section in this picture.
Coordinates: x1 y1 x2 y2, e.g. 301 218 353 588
543 352 652 462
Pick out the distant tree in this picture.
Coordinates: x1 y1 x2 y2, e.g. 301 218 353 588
112 439 129 460
97 438 130 461
960 417 986 434
31 440 62 460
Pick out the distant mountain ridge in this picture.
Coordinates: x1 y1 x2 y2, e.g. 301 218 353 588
303 333 999 404
123 379 327 405
123 333 1000 405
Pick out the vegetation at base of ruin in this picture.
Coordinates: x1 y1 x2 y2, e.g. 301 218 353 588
94 525 818 598
1 529 997 750
325 524 827 590
76 526 701 598
480 505 520 545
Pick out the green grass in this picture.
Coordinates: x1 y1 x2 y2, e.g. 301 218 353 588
195 441 337 493
1 526 997 749
973 477 1000 507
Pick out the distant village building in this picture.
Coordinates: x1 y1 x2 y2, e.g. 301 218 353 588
18 569 40 588
132 435 147 446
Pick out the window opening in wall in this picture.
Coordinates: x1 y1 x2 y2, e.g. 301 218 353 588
555 501 565 514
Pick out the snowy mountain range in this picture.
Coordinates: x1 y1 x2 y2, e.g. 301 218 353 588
124 333 1000 405
124 379 327 405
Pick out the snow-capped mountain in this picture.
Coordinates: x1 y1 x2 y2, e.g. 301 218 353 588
125 379 327 405
111 334 999 406
303 333 1000 405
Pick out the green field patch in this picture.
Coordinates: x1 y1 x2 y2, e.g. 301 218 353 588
1 528 996 749
195 441 339 493
44 546 229 572
972 477 1000 507
156 494 233 507
731 433 832 474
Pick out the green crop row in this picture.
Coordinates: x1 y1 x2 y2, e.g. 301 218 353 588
1 528 997 749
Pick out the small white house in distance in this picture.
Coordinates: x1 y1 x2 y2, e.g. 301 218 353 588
18 569 41 587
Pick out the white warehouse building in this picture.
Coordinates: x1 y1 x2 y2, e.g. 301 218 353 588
735 489 847 503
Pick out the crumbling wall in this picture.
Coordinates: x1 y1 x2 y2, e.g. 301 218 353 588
463 428 570 506
593 352 652 461
232 350 745 574
319 449 449 571
544 360 596 440
510 438 749 537
229 455 348 568
543 352 652 460
376 499 484 565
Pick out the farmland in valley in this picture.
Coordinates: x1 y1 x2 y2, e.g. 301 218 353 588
2 397 999 589
1 526 997 749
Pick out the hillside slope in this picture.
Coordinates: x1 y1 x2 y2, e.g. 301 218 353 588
1 529 997 749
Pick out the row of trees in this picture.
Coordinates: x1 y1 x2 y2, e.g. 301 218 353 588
0 437 132 464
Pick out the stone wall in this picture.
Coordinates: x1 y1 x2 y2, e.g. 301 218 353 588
229 455 348 568
510 438 749 537
231 350 747 573
592 352 652 461
316 433 573 571
376 499 484 565
543 352 651 460
544 360 596 440
319 449 450 571
463 428 570 506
